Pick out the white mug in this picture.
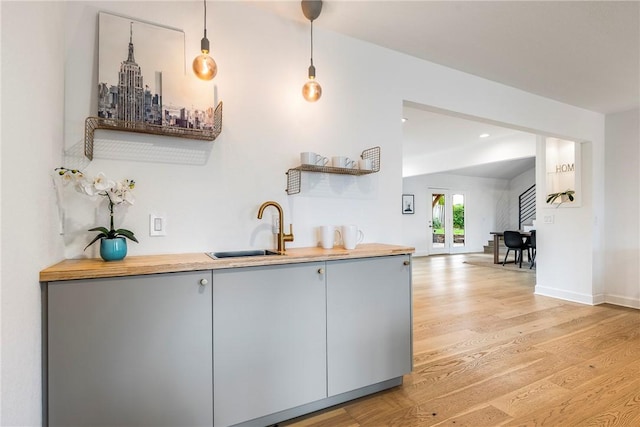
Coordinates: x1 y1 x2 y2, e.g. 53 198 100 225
301 152 329 166
341 225 364 250
300 151 316 165
319 225 339 249
318 156 329 166
358 158 372 170
332 156 355 168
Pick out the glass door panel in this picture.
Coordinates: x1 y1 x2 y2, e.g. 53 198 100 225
452 193 465 249
428 192 448 255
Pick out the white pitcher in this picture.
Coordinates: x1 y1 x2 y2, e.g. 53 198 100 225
341 225 364 250
319 225 339 249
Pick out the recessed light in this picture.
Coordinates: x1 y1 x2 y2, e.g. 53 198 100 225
401 118 408 123
479 133 490 138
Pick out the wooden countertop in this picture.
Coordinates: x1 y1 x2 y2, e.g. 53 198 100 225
40 243 415 282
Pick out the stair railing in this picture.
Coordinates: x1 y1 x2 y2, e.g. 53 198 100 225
519 184 536 230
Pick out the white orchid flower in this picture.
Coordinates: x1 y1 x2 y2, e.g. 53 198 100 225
57 168 84 186
99 180 136 206
109 189 124 204
93 172 115 192
123 189 135 205
77 179 96 196
60 171 75 186
116 180 128 192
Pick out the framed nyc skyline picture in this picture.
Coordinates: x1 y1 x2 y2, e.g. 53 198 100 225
97 12 219 133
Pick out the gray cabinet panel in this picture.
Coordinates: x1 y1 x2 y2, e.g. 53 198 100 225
47 271 213 426
326 255 412 396
213 262 327 427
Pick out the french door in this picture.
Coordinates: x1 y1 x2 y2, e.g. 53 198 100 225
427 189 466 255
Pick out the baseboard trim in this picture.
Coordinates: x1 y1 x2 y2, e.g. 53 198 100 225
535 285 640 309
413 249 483 258
534 285 598 305
604 294 640 309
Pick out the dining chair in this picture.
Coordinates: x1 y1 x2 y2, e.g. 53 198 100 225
503 231 527 268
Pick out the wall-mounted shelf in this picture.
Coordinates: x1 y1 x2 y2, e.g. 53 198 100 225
286 146 380 195
84 101 223 160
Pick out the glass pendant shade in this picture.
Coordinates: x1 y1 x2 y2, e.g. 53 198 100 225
193 52 217 80
302 78 322 102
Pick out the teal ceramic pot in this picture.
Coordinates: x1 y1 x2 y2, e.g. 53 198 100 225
100 237 127 261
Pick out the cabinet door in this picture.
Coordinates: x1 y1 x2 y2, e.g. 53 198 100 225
47 271 213 427
213 262 326 427
326 255 412 396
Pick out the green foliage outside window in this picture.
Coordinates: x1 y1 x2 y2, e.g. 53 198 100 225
453 204 465 230
432 201 465 235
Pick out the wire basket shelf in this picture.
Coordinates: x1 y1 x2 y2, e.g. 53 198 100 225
84 101 223 160
286 146 380 195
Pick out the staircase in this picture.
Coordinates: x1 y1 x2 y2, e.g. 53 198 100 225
485 184 536 258
483 236 504 255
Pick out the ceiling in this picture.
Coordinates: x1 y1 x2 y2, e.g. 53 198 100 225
256 1 639 115
255 1 639 179
443 157 536 180
402 105 536 179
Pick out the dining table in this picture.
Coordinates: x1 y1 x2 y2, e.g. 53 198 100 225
489 231 532 264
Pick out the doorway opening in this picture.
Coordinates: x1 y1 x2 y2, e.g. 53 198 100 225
428 189 465 255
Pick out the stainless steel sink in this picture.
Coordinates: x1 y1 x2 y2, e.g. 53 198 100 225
207 250 281 259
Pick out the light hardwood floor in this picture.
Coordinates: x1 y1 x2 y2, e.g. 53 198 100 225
284 253 640 426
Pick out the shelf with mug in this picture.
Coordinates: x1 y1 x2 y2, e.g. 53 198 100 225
286 146 380 195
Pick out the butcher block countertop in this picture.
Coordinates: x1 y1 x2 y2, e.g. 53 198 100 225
40 243 415 282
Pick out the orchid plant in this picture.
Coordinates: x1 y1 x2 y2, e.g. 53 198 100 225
55 167 139 250
546 189 575 206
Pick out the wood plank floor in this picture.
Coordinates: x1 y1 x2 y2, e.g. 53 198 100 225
283 253 640 427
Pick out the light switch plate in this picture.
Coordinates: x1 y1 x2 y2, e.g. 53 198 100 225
149 214 167 236
543 215 554 224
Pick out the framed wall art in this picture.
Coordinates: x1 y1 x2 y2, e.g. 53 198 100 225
402 194 415 214
85 12 222 159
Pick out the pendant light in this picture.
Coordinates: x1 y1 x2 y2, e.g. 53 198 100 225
193 0 217 80
301 1 323 102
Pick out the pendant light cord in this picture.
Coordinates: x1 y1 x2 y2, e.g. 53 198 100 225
203 0 207 38
310 19 314 67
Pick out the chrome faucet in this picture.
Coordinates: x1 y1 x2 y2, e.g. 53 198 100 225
257 201 294 253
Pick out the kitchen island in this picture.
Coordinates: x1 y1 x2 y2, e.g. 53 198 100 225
41 243 414 427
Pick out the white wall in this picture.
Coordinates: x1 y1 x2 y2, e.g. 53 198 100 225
60 1 401 259
403 173 510 256
1 2 66 424
535 137 597 304
1 1 608 423
604 108 640 308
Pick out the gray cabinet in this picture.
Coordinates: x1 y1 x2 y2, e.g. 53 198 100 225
46 271 213 427
43 253 412 426
212 262 327 427
326 255 412 396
